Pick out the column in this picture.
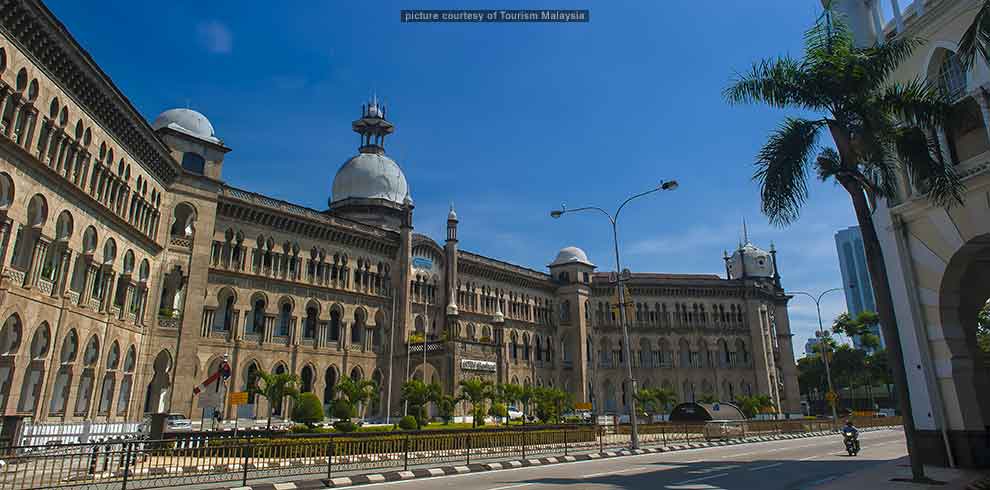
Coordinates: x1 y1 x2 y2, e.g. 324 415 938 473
20 107 38 149
4 97 23 138
100 270 116 313
25 235 48 288
46 130 63 167
0 86 11 132
54 248 71 297
0 219 12 276
82 263 97 307
121 283 134 320
35 118 52 160
264 315 275 343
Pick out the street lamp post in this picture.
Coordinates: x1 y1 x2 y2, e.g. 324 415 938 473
550 180 678 450
789 287 846 424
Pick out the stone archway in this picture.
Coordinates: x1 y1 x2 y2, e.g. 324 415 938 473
936 233 990 466
144 350 172 414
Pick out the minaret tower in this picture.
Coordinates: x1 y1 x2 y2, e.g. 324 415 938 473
354 95 395 155
445 204 459 318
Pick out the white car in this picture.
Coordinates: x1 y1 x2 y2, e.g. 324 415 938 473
166 413 193 431
507 406 524 420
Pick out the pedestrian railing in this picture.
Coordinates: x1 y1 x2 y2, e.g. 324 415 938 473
0 417 901 490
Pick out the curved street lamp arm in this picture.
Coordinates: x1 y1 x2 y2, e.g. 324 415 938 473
614 187 662 224
558 205 615 224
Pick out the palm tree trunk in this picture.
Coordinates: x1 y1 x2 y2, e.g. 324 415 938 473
843 179 925 481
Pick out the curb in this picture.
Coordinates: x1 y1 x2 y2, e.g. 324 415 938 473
220 426 898 490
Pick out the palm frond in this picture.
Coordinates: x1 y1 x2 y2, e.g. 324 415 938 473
815 147 842 181
806 0 855 59
753 117 826 225
876 79 951 130
958 0 990 72
893 127 964 207
862 37 927 87
724 57 814 109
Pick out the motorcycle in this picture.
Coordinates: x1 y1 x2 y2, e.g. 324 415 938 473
843 429 860 456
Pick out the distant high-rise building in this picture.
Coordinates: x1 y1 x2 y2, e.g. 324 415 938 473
834 226 884 350
804 337 820 357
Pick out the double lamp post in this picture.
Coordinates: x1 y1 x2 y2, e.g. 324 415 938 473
550 179 679 450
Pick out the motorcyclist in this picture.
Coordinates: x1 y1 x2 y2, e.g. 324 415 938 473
843 420 858 436
843 420 860 454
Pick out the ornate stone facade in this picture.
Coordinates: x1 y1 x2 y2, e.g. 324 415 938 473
0 0 800 425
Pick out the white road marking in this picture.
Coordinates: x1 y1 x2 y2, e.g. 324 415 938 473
798 455 821 461
487 484 531 490
748 462 783 471
672 472 730 485
581 466 647 478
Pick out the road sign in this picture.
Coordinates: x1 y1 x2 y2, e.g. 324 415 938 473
574 402 592 410
198 386 222 410
229 391 249 406
825 391 838 402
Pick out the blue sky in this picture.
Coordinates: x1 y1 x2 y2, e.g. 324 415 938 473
46 0 860 355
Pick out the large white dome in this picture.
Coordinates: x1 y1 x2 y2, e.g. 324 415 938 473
331 153 410 205
151 108 218 142
550 246 594 267
727 242 774 279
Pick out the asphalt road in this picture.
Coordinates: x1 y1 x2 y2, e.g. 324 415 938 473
348 429 907 490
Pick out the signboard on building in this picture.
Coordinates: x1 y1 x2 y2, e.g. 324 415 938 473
460 359 497 373
413 257 433 270
574 402 592 411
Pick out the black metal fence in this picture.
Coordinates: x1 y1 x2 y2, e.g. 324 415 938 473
0 417 901 490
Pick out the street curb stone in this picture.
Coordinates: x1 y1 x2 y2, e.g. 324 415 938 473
212 426 898 490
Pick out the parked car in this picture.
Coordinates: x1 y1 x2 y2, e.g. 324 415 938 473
138 413 193 433
703 420 745 441
507 406 524 420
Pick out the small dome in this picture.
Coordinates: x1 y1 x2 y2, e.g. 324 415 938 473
727 242 774 279
550 246 594 267
331 152 410 205
448 204 458 221
151 108 218 142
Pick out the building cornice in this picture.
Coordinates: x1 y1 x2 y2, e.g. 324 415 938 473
217 185 399 257
0 0 180 185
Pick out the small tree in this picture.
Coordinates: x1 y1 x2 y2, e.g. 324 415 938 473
489 402 508 423
335 377 378 420
533 387 572 424
292 392 324 428
400 379 440 429
736 394 774 419
698 393 718 404
493 383 523 426
458 378 493 428
250 370 300 431
518 384 537 425
437 394 456 425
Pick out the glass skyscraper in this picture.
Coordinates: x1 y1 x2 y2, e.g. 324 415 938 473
834 226 885 350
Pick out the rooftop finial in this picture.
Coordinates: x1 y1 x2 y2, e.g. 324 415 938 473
742 217 749 245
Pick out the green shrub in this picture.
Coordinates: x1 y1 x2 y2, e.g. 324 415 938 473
332 400 355 420
489 403 507 419
292 392 324 427
398 415 418 430
290 423 312 433
334 420 358 433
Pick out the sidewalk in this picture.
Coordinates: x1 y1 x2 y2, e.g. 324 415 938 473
816 456 989 490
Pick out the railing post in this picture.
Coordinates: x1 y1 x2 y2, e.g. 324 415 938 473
661 424 666 446
522 430 527 460
563 429 568 456
403 434 410 471
326 437 334 480
121 441 132 490
466 433 471 465
241 443 249 486
598 426 604 453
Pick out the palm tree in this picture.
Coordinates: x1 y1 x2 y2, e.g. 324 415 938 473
958 1 990 72
458 378 493 428
335 376 378 420
250 370 299 431
493 383 523 426
736 394 775 419
724 3 963 480
400 379 441 429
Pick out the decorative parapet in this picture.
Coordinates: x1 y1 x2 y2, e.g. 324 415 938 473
37 278 53 295
158 316 180 329
169 235 193 250
7 269 25 286
64 290 80 304
220 186 394 239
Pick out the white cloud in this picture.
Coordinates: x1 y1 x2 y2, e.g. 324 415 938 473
197 21 233 55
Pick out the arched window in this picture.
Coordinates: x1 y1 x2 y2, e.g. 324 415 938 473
304 306 318 339
937 50 966 101
278 303 292 337
329 308 342 341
